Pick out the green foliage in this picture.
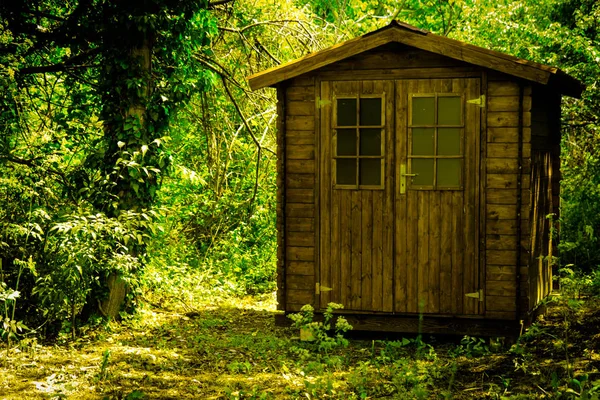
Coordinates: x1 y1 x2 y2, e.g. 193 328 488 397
447 0 600 274
449 336 491 358
558 266 600 298
565 374 600 399
33 208 151 331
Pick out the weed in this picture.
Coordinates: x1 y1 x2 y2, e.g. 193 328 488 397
450 335 490 358
564 374 600 398
287 303 353 355
348 361 372 399
96 349 111 382
227 360 252 374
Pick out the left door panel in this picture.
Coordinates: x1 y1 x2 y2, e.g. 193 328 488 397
319 80 395 312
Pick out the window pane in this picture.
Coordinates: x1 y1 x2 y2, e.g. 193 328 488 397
337 129 357 156
411 159 434 186
337 158 356 185
359 159 381 186
359 128 381 156
360 98 382 126
438 96 461 125
412 128 435 156
437 159 461 187
437 128 461 155
337 98 357 126
412 97 435 125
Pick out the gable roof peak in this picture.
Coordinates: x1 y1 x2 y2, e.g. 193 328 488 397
247 20 583 98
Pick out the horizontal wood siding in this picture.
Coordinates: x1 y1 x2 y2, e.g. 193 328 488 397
320 43 469 71
276 85 286 310
485 80 532 319
284 77 317 311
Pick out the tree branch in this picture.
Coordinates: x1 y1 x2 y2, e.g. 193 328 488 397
208 0 236 8
18 48 101 75
220 76 275 155
218 19 308 33
23 9 66 22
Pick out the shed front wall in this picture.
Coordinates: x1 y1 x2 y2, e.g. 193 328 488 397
278 46 555 325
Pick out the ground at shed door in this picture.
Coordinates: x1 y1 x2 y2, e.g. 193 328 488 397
1 295 599 399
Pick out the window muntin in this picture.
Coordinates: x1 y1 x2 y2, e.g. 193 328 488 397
408 94 463 190
333 95 384 189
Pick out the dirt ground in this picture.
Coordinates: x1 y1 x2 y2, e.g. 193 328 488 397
1 295 599 399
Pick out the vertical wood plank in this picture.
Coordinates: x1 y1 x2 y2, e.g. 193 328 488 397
372 191 383 311
417 191 430 313
407 190 419 313
340 192 352 308
470 77 482 315
460 77 477 315
479 72 488 317
452 191 464 314
320 81 332 308
361 191 373 310
394 79 408 313
440 191 453 313
382 80 395 312
429 190 441 313
406 78 420 314
351 190 362 310
331 189 340 304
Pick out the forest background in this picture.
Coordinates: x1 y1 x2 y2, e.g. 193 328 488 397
1 0 599 342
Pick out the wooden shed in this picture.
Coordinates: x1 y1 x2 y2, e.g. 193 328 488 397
248 21 584 336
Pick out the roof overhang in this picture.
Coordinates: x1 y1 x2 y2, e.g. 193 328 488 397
247 21 584 98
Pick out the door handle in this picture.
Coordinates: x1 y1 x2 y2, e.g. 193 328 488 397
400 163 417 194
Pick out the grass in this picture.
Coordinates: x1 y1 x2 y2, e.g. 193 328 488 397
1 292 600 399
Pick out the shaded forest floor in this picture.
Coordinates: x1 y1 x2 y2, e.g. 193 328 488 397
1 294 600 399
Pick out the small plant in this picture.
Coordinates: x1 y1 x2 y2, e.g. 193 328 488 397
389 357 432 399
348 361 372 399
287 303 353 355
564 374 600 398
96 349 111 382
450 336 490 358
227 360 253 374
558 265 594 299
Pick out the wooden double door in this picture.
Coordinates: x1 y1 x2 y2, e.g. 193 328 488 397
318 78 482 316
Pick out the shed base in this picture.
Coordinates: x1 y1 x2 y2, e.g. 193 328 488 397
276 313 522 337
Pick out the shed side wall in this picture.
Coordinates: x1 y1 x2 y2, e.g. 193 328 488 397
284 76 317 311
485 77 532 319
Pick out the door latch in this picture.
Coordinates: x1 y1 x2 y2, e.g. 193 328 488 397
400 163 417 194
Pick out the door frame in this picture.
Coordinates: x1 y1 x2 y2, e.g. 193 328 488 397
315 74 484 317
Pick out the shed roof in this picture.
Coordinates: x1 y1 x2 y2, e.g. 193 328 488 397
247 21 584 98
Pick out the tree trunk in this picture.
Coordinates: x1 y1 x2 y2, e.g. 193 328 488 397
100 38 152 319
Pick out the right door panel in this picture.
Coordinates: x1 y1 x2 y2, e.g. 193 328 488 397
394 78 482 316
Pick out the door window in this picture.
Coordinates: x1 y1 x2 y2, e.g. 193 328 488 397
409 94 463 189
333 96 384 188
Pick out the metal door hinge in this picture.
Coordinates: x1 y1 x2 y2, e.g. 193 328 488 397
467 94 486 108
316 283 332 294
465 289 484 302
317 97 331 108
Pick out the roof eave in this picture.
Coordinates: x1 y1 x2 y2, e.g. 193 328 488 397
247 23 584 98
247 28 397 90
